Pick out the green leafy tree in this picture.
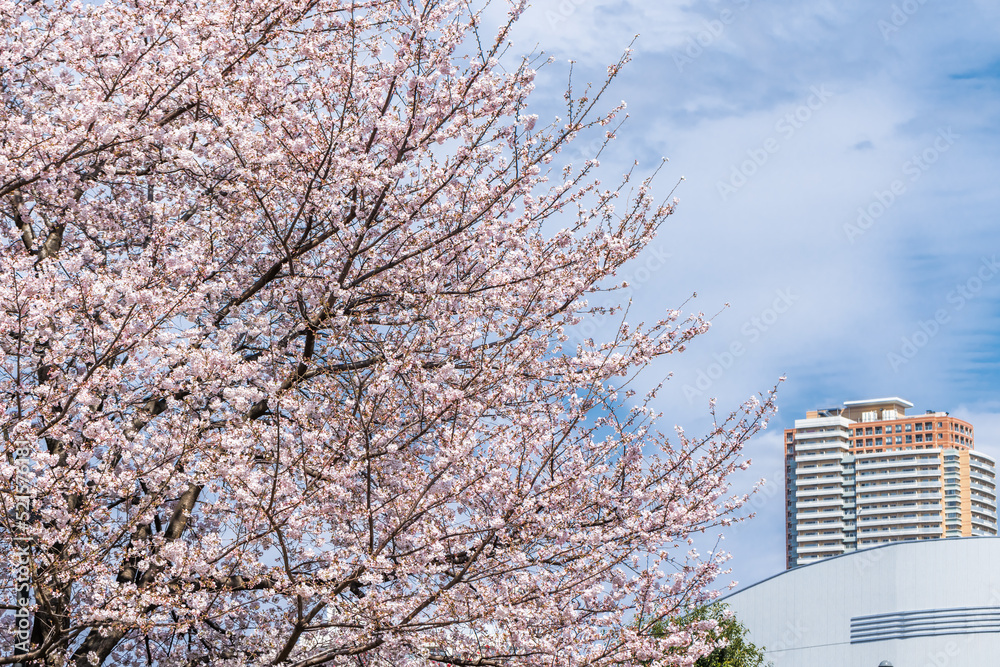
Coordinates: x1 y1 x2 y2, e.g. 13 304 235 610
649 603 771 667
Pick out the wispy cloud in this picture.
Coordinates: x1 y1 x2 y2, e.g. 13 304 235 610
490 0 1000 588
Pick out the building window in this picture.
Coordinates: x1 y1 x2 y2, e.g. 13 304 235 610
915 423 923 431
866 439 873 446
866 427 873 435
896 425 903 433
915 434 923 442
875 426 883 435
896 436 903 444
926 422 933 430
856 428 863 436
905 435 912 443
905 423 912 432
938 422 943 428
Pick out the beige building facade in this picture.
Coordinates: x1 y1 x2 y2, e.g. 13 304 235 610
785 397 998 568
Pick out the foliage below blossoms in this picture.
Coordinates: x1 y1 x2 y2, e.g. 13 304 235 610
649 604 771 667
0 0 777 665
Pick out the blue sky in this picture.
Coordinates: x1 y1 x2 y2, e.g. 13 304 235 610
486 0 1000 589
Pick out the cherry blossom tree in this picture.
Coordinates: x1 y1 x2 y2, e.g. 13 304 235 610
0 0 776 665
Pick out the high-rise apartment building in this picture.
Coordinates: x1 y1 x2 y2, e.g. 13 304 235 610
785 398 998 568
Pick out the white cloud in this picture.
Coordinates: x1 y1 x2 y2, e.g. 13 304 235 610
477 0 1000 587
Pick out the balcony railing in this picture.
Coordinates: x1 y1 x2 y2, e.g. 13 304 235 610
857 491 942 502
795 497 848 509
796 542 847 555
857 526 942 537
795 486 846 497
856 502 942 513
857 515 941 527
857 480 942 492
796 531 847 543
795 509 846 521
794 451 849 463
855 456 941 470
856 469 941 481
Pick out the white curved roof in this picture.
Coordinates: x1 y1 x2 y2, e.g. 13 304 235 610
721 537 1000 666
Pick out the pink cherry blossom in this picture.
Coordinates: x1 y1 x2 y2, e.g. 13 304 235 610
0 1 777 665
